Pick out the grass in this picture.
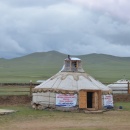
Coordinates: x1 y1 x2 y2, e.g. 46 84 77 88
114 102 130 111
0 102 130 130
0 51 130 83
0 105 51 124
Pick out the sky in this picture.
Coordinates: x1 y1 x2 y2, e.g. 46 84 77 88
0 0 130 59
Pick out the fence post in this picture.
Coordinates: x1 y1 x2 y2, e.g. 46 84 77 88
30 80 32 96
128 82 130 94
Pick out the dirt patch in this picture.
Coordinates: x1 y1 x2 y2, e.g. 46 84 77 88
0 95 31 105
113 94 130 102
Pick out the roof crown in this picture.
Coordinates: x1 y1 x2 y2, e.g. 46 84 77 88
61 55 85 73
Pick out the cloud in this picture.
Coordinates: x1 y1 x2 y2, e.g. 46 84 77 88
70 0 130 21
0 0 130 58
2 0 65 7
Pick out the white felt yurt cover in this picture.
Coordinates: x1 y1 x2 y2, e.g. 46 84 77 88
107 79 130 93
34 72 111 93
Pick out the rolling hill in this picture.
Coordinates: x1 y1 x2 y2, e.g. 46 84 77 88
0 51 130 83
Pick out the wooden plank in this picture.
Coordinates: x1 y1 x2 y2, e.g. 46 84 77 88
79 91 87 109
95 92 98 110
98 90 102 110
92 92 98 110
92 92 95 108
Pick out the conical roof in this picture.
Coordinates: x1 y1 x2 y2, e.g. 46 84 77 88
34 71 111 93
34 56 111 93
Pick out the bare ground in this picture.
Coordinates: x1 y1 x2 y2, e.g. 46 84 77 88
0 110 130 130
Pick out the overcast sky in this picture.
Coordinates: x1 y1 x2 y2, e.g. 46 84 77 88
0 0 130 58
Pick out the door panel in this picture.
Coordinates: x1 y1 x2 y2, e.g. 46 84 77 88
92 92 98 110
79 91 87 108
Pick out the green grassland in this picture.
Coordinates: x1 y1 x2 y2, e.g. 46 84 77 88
0 51 130 83
0 102 130 130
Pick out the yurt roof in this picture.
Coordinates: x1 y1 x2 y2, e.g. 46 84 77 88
34 72 111 93
107 79 130 88
65 57 81 61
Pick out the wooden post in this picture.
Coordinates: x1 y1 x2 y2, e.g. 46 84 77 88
128 82 130 94
30 80 32 96
98 90 102 110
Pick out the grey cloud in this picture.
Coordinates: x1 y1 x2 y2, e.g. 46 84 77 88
1 0 65 7
70 0 130 21
0 0 130 58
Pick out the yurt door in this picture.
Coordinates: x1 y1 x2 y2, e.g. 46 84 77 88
79 90 101 110
87 92 93 108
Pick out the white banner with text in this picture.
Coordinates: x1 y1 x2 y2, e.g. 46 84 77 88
103 95 114 107
56 94 77 107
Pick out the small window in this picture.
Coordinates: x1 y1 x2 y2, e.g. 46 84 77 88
71 61 77 72
72 61 77 68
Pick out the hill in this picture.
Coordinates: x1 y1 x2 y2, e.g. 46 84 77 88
0 51 130 83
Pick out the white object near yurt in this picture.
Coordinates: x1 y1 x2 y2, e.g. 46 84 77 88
107 79 130 94
32 55 112 111
36 80 45 83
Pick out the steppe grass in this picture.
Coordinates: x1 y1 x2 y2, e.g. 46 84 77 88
0 51 130 83
0 105 51 125
0 102 130 130
114 102 130 111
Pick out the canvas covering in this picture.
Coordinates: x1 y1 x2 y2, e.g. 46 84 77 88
34 72 111 93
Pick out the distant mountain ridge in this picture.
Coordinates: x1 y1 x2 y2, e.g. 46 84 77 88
0 51 130 83
1 50 130 60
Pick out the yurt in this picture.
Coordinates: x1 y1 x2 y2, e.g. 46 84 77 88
32 56 113 111
107 79 130 94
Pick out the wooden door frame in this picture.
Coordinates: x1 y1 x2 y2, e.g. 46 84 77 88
79 90 102 110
